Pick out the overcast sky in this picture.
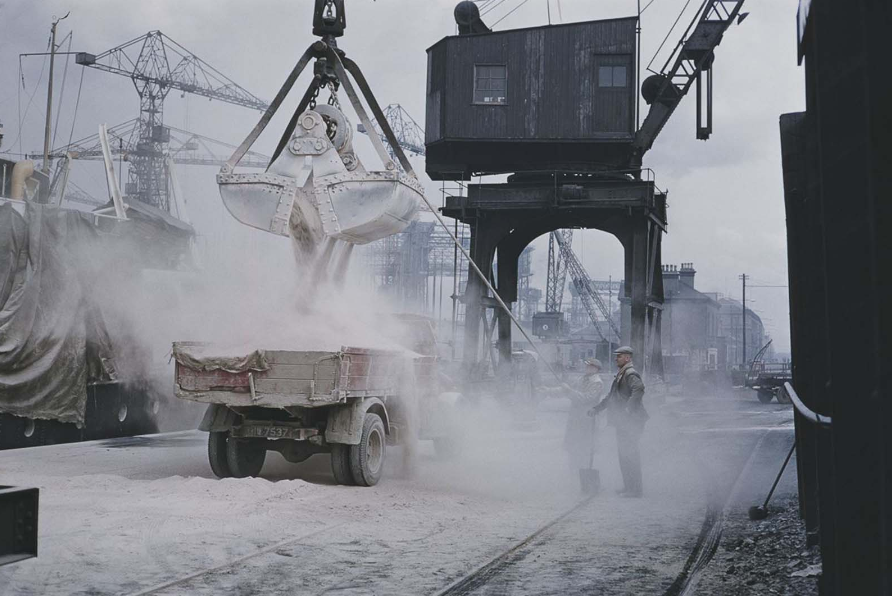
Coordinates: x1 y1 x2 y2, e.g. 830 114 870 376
0 0 802 352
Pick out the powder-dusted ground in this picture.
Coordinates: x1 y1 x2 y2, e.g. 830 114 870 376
0 391 797 595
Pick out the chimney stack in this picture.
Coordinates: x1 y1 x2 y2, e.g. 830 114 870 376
662 264 680 295
679 262 696 289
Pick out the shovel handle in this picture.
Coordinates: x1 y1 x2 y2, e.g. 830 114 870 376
762 441 797 509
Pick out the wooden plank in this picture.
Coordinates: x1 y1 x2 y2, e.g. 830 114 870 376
254 378 336 395
265 350 338 365
175 389 338 408
176 366 250 391
263 363 338 380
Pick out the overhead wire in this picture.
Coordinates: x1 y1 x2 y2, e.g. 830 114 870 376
640 0 659 14
66 67 86 149
646 0 696 73
13 37 51 156
481 0 512 17
492 0 534 27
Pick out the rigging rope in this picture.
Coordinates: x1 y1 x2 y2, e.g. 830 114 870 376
646 0 696 73
14 38 51 156
65 67 86 149
492 0 533 27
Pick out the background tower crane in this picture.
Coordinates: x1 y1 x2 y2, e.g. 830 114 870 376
73 31 269 211
554 231 620 344
359 103 425 163
544 229 573 312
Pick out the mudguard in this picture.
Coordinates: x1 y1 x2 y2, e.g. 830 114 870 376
325 397 390 445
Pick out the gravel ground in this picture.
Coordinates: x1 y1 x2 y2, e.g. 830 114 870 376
694 495 821 596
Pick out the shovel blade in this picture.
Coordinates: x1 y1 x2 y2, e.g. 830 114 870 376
748 505 768 520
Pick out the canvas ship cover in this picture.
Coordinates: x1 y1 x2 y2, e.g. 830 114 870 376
0 202 117 426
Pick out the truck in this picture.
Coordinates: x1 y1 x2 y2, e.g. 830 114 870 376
173 325 442 487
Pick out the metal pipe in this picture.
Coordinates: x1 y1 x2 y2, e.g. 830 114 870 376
10 161 34 201
42 13 69 175
784 382 832 427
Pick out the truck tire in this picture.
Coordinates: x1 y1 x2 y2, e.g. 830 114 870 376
208 431 232 478
330 444 356 486
349 413 386 487
757 389 775 404
226 438 266 478
776 386 792 404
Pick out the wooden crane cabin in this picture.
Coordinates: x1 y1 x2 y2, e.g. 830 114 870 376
425 17 638 180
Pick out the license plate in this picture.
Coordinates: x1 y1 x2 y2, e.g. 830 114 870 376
241 425 297 439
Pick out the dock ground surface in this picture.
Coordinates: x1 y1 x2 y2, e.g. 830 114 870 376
0 389 801 595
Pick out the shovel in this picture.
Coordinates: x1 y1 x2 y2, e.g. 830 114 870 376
579 414 600 495
748 441 796 520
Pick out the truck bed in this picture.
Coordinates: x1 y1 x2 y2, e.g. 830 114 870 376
174 343 417 408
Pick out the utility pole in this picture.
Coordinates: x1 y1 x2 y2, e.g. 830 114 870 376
43 13 69 175
740 273 748 368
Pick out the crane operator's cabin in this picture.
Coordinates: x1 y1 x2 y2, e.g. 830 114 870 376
425 6 638 180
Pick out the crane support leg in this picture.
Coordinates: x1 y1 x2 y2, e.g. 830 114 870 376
628 224 648 366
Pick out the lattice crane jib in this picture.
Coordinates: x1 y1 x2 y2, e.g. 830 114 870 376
545 229 573 312
74 31 268 211
553 231 620 343
633 0 746 161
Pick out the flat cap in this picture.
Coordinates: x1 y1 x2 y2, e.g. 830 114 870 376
613 346 634 355
584 358 602 368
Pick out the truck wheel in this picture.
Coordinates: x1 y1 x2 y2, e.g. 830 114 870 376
350 413 386 487
208 431 232 478
227 438 266 478
757 389 775 404
776 386 792 404
330 444 356 486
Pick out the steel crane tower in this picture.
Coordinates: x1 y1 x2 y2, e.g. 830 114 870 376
359 103 425 164
544 229 573 312
553 231 620 344
75 31 268 211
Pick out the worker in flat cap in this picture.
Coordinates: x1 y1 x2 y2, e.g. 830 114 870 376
590 346 649 497
559 357 605 470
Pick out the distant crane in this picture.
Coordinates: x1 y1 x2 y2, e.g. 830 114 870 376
359 103 425 163
50 119 270 169
544 229 572 312
553 231 620 344
73 31 269 211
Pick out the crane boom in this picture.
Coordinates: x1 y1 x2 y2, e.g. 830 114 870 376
633 0 745 159
545 229 572 312
75 31 267 111
73 31 269 212
554 232 621 342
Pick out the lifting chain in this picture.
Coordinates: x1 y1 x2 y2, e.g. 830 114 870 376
324 80 341 141
308 83 321 110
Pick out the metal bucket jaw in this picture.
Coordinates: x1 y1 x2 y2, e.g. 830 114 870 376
217 107 422 244
315 171 424 244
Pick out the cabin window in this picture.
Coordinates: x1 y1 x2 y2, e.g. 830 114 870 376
474 64 508 105
598 65 628 88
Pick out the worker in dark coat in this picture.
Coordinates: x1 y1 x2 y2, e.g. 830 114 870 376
590 346 648 497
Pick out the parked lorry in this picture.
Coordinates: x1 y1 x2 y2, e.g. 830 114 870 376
173 319 444 486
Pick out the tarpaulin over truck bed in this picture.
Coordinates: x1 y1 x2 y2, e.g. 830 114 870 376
0 202 116 426
172 342 269 374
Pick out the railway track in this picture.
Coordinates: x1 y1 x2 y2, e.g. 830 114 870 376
430 428 782 596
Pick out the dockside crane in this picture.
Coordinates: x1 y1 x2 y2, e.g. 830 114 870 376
544 229 573 313
72 31 269 212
